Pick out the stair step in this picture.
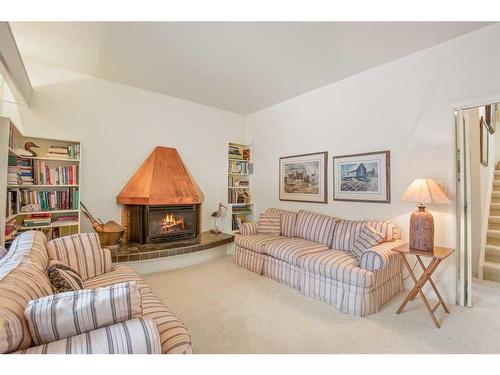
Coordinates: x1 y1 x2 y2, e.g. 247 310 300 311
494 181 500 187
491 203 500 211
492 192 500 198
485 245 500 263
488 229 500 239
489 216 500 224
485 244 500 255
495 171 500 177
483 261 500 282
483 261 500 271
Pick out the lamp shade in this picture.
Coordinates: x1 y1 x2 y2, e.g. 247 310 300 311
400 179 450 205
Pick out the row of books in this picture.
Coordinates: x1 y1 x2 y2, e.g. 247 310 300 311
8 156 33 185
232 204 254 214
13 188 80 211
48 144 80 159
228 159 250 174
228 189 251 204
32 161 78 185
22 213 78 228
229 145 242 159
231 214 250 231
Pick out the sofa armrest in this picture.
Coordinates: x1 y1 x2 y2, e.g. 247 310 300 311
240 222 259 236
15 318 161 354
102 248 113 270
360 240 405 271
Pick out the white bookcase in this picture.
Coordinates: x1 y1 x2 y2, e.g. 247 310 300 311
227 141 253 233
0 117 81 247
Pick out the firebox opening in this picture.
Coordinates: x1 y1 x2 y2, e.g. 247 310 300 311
127 204 200 244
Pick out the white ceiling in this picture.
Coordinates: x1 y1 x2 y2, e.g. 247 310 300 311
10 22 492 114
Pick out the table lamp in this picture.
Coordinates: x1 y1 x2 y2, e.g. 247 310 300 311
400 179 450 251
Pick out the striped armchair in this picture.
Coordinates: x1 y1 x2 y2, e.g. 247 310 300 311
234 208 404 316
0 231 192 354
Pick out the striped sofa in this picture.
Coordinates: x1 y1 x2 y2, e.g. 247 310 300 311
234 208 404 316
0 231 192 354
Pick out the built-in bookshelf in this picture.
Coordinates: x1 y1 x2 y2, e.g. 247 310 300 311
0 117 81 248
227 142 253 233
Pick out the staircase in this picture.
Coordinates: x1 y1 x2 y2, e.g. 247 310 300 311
484 164 500 282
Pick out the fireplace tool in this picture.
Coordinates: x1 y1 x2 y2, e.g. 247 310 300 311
81 202 126 247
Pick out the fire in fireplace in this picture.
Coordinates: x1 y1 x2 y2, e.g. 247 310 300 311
127 204 200 244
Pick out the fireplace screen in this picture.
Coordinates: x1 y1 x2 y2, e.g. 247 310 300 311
127 204 198 243
147 206 197 242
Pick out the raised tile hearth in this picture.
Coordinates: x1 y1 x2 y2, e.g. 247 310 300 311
110 231 234 263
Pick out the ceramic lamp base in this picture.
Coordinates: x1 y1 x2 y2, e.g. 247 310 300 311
409 206 434 251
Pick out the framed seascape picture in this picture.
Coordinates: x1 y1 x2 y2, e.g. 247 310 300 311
279 151 328 203
332 150 391 203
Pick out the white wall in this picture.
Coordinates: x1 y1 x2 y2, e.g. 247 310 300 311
18 62 244 233
245 23 500 304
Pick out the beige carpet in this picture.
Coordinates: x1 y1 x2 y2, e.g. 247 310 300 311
143 256 500 354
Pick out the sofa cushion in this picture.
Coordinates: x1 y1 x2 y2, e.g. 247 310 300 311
263 237 330 266
258 214 281 235
17 318 161 354
265 208 297 238
299 249 374 288
234 233 284 254
25 281 142 346
351 224 385 261
0 231 52 354
294 210 337 246
332 220 395 251
84 264 192 354
47 260 84 293
47 233 112 280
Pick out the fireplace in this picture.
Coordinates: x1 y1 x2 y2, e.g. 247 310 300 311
127 204 200 244
117 147 204 245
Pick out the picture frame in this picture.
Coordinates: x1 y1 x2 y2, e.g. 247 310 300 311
480 117 489 166
332 150 391 203
279 151 328 203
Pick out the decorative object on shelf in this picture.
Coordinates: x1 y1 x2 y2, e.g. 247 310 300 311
279 151 328 203
20 203 42 213
237 191 251 203
400 178 450 251
242 149 251 161
210 203 227 234
81 203 125 247
332 150 391 203
480 116 489 166
24 141 40 157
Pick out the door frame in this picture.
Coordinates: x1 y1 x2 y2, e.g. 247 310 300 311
451 93 500 307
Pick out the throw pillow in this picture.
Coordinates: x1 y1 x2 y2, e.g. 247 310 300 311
0 245 7 260
25 281 142 346
258 214 281 235
46 233 112 280
351 224 385 261
47 260 84 293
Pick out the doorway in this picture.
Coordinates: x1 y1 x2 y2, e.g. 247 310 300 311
456 103 500 307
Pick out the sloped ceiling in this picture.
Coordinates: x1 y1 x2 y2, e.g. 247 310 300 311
10 22 492 114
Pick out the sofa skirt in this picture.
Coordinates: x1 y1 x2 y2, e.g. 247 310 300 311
234 246 404 317
262 255 301 290
299 270 404 317
234 245 264 274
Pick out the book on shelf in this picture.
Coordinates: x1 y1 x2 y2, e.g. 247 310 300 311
47 144 80 159
228 159 249 174
6 189 20 217
17 188 79 211
32 160 78 185
229 145 242 159
5 218 19 241
228 189 251 204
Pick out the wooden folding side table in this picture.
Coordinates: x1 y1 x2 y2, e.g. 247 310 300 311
392 243 455 328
